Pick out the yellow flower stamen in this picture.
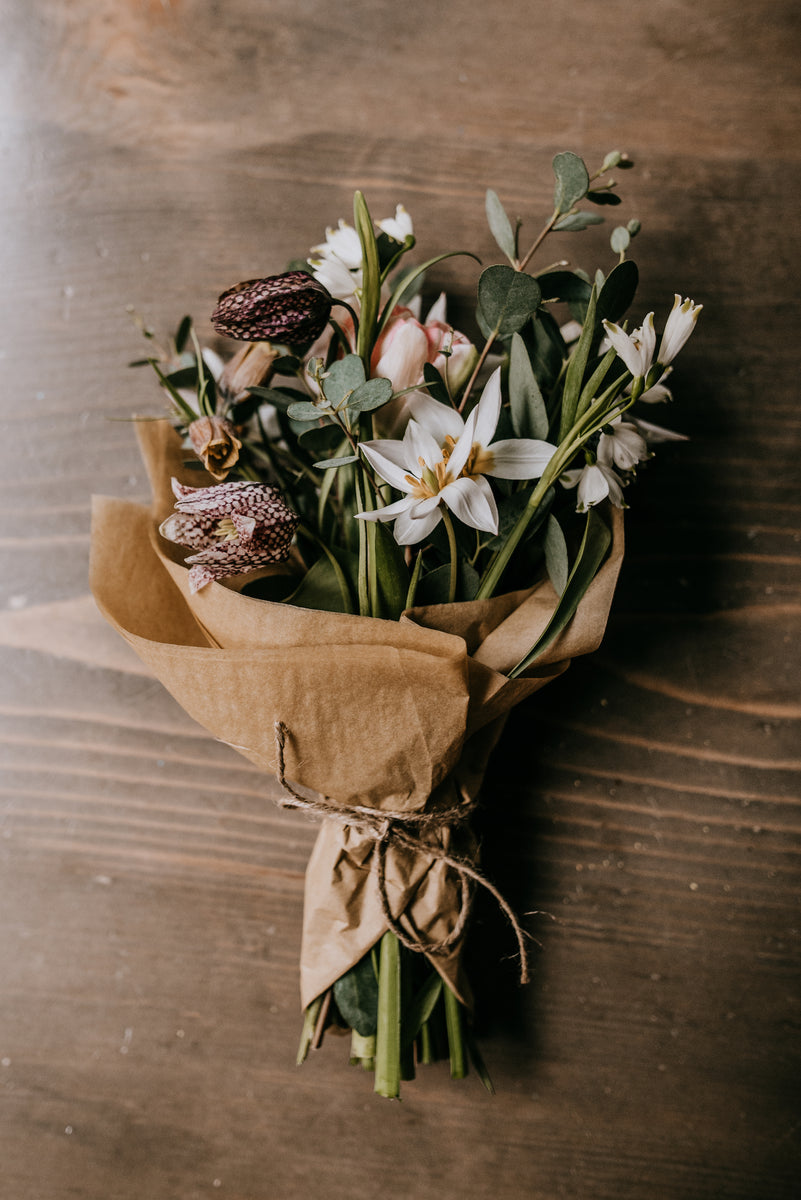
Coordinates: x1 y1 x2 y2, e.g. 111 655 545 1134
214 517 239 542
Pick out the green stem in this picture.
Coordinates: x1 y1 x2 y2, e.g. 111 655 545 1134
374 931 402 1099
443 985 467 1080
517 206 561 272
441 507 459 603
458 321 500 413
353 471 371 617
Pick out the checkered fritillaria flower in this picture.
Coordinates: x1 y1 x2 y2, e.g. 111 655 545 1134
211 271 333 346
159 479 298 593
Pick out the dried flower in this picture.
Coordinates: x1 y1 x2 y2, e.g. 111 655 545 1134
187 415 243 481
211 272 332 346
218 341 279 400
160 479 298 593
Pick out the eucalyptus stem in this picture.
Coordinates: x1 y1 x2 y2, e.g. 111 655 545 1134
353 471 371 617
441 507 459 603
458 322 500 413
374 931 402 1099
517 206 561 272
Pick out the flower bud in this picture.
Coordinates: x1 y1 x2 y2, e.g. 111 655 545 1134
219 341 279 399
187 415 242 481
211 272 333 346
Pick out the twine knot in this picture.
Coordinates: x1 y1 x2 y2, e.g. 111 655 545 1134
272 721 530 984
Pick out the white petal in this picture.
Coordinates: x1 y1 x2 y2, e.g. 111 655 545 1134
360 442 414 492
577 464 611 510
393 504 442 545
404 418 444 472
441 475 498 534
446 406 479 479
472 367 502 448
601 320 646 378
425 292 447 325
355 496 415 523
403 390 464 446
631 416 688 444
485 438 556 480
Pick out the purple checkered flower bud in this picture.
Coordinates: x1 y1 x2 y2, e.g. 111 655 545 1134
211 271 333 346
160 479 298 593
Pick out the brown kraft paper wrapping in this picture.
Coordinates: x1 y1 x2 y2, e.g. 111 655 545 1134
90 421 624 1008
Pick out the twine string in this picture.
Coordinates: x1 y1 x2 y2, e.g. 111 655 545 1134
273 721 530 985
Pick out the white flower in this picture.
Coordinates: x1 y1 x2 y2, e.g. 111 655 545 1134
601 313 656 380
561 440 626 511
310 218 363 271
658 294 702 366
377 204 414 243
598 416 650 471
357 367 556 544
630 415 688 445
637 366 673 404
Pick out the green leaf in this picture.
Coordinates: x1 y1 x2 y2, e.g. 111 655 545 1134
372 519 410 620
485 188 517 260
313 453 358 470
596 259 639 324
559 282 598 440
422 362 451 405
510 507 612 675
287 400 326 422
509 332 548 439
346 376 393 415
378 251 481 339
286 547 355 614
552 151 590 213
536 270 592 307
402 972 443 1047
587 190 622 206
544 514 569 594
553 211 605 232
610 226 630 254
477 266 542 339
245 385 303 413
174 315 193 353
333 951 380 1037
321 354 366 407
353 191 381 364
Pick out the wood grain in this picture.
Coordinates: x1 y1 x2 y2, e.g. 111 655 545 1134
1 1 799 1197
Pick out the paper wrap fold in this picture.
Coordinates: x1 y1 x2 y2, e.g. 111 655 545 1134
90 422 623 1007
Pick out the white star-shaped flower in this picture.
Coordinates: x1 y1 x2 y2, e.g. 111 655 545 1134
356 367 556 544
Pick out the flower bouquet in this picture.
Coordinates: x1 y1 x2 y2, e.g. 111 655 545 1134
90 150 700 1097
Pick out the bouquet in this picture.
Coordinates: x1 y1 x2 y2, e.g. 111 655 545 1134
91 150 700 1097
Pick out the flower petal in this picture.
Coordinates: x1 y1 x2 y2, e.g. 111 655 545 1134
359 442 414 492
472 367 502 449
402 390 465 446
392 504 442 545
484 438 556 480
441 475 499 534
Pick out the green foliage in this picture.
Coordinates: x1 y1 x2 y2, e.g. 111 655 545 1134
552 151 590 213
477 265 542 339
485 188 517 260
509 332 549 439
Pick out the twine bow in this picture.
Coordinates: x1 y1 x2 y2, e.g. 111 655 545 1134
273 721 530 984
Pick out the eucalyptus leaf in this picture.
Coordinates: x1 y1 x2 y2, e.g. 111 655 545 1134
510 507 612 674
313 453 359 470
553 211 605 232
552 151 590 213
509 332 549 439
596 259 639 324
610 226 631 254
322 354 366 407
477 265 542 338
287 400 327 422
544 514 569 595
333 952 379 1037
536 270 593 307
346 376 393 415
485 188 517 260
587 190 622 206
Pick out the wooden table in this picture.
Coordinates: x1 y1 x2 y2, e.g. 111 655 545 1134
1 2 798 1196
